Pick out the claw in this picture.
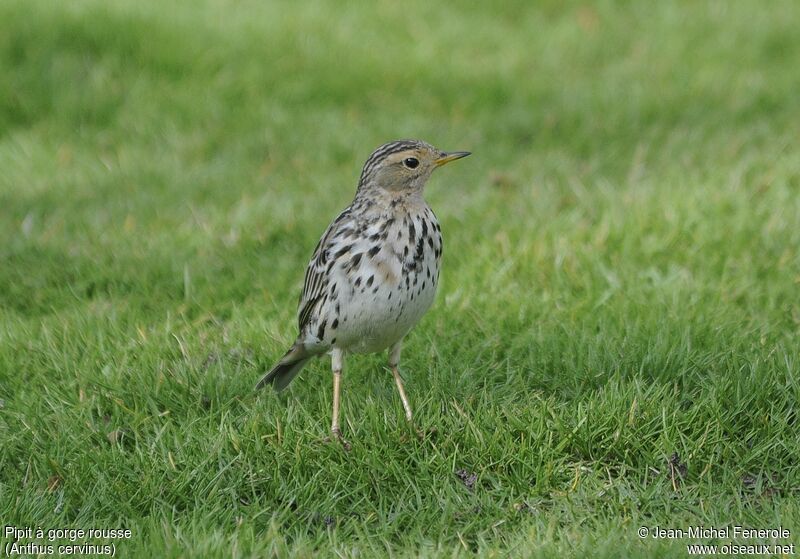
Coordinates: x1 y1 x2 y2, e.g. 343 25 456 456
326 428 351 451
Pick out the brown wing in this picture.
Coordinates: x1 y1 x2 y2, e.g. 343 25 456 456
296 207 352 332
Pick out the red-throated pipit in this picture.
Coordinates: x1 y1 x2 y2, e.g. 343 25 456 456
256 140 470 446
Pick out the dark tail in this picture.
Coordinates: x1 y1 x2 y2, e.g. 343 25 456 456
256 344 312 392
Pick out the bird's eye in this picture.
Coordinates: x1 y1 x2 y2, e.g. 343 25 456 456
403 157 419 169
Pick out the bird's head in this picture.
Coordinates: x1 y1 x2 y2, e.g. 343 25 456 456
357 139 470 195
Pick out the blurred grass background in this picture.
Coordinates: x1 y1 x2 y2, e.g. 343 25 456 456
1 0 799 556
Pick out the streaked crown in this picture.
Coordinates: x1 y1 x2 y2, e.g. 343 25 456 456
356 139 470 195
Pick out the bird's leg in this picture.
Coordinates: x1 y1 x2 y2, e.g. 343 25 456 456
388 341 413 423
329 348 350 450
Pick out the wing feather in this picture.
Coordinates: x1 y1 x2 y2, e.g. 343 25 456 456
296 207 351 332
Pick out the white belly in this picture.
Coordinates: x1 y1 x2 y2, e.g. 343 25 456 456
299 202 443 355
334 268 438 354
334 243 439 353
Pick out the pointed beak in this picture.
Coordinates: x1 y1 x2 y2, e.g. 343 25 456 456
434 151 471 167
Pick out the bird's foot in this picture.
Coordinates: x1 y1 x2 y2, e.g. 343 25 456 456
400 424 437 442
325 428 351 451
416 425 438 440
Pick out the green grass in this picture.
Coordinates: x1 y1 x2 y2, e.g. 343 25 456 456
1 0 799 556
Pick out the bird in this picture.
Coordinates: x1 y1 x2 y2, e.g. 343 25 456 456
256 139 470 447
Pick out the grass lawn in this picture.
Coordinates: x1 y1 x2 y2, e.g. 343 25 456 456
1 0 799 556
